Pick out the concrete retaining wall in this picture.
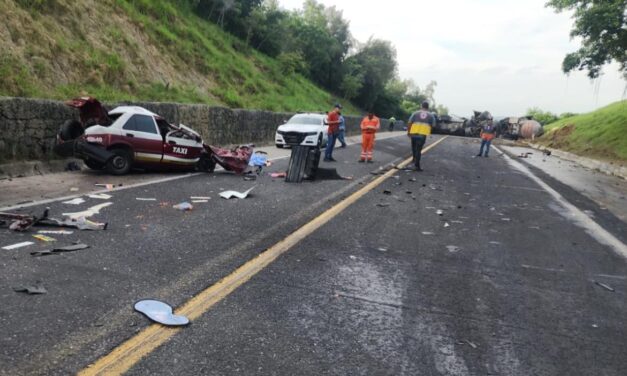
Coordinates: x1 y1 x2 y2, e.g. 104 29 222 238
0 97 387 164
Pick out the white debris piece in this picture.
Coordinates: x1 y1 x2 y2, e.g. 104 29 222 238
63 198 86 205
219 187 255 200
89 194 112 200
2 241 35 250
63 203 112 219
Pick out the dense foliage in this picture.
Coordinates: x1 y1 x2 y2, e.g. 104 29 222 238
183 0 444 118
546 0 627 79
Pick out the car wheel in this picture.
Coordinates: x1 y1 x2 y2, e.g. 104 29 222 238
106 148 133 175
196 154 216 173
84 159 105 170
276 144 284 149
59 120 84 141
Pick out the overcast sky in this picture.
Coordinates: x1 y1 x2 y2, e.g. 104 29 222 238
278 0 626 116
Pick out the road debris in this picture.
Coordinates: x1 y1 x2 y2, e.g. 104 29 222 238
88 194 112 200
62 203 112 219
409 177 417 182
37 230 73 235
13 283 47 295
219 187 255 200
421 231 434 235
70 187 79 192
192 200 209 204
0 211 38 231
190 196 211 200
446 245 460 253
464 340 478 349
31 242 89 257
376 203 390 207
33 234 56 242
136 198 157 201
134 299 189 326
377 247 388 252
243 175 257 181
444 222 450 228
501 218 511 222
95 183 115 190
270 172 287 178
39 216 107 231
173 202 193 211
62 198 86 205
382 190 392 195
594 281 615 292
2 241 35 250
349 255 357 260
436 210 443 216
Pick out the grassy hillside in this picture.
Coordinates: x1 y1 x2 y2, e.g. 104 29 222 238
0 0 359 113
537 100 627 163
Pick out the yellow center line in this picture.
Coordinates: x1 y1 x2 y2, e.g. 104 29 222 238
79 136 449 376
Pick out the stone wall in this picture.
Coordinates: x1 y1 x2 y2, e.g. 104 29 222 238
0 97 386 163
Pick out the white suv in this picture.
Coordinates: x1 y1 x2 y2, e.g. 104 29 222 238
275 113 328 148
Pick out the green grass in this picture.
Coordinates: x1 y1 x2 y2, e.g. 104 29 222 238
538 100 627 162
0 0 360 114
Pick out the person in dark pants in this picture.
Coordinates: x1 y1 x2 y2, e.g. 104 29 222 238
337 113 347 148
324 104 342 162
477 120 496 157
388 116 396 131
407 101 435 171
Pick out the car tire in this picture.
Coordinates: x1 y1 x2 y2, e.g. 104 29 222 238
196 154 216 173
276 144 284 149
59 119 84 141
84 159 105 170
286 145 308 183
106 148 133 175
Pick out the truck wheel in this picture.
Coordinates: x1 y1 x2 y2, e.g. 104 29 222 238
196 154 216 173
106 148 132 175
59 120 84 141
286 146 308 183
84 159 105 170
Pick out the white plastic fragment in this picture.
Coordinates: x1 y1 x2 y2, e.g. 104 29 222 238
63 203 112 219
88 194 112 200
62 198 86 205
219 187 255 200
3 241 35 250
136 198 157 201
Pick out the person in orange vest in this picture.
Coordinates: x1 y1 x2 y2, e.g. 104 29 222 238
359 111 380 163
477 119 496 157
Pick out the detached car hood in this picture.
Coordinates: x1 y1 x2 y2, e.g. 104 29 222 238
278 124 325 133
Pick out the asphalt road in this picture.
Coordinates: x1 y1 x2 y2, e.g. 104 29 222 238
1 135 626 376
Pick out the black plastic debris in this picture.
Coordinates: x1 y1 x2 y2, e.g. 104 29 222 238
383 190 392 195
31 243 90 257
13 283 47 295
376 203 390 207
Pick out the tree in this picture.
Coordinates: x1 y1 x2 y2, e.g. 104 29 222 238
526 107 559 125
546 0 627 79
349 38 397 110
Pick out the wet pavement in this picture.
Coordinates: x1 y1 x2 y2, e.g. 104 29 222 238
501 144 627 221
1 135 626 375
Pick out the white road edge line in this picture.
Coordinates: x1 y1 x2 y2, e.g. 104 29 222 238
494 145 627 260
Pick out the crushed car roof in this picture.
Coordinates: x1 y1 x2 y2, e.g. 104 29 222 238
108 106 158 117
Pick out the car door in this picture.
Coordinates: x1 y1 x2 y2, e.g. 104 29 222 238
121 114 164 164
162 125 203 167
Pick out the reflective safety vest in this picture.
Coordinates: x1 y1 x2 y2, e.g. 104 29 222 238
408 110 433 136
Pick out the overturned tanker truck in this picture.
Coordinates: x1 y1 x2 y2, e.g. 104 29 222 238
433 110 543 140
